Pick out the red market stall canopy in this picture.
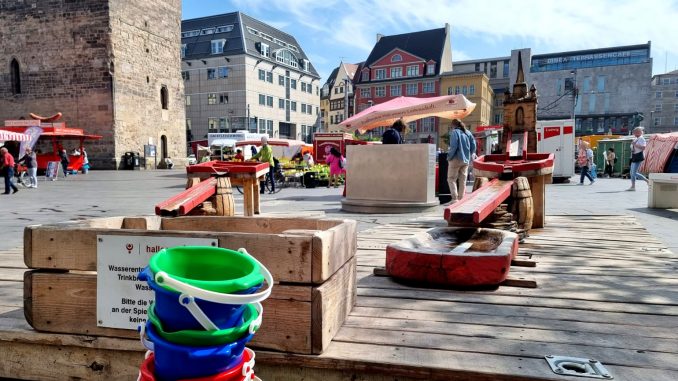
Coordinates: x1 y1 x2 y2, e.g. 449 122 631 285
0 129 30 142
640 132 678 173
2 125 102 140
338 95 476 134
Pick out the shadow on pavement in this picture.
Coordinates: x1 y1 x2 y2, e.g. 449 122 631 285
628 207 678 221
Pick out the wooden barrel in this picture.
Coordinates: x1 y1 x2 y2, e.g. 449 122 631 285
512 177 533 230
186 176 201 189
215 177 235 216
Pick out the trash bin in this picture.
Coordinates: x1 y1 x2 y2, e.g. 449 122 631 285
303 171 318 188
123 152 134 170
437 152 452 204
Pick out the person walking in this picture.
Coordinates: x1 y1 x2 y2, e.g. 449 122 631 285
251 136 275 194
1 147 19 194
59 149 69 178
18 147 38 188
604 147 616 178
446 119 476 203
627 126 649 191
577 139 595 185
325 147 345 188
382 120 405 144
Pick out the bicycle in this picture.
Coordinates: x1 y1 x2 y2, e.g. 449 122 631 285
14 164 30 188
234 169 285 194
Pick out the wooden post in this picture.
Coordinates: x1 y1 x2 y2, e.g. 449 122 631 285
243 178 254 216
254 180 261 215
215 177 235 216
528 175 545 229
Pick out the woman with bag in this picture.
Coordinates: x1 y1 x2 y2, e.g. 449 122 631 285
627 126 648 191
446 119 476 203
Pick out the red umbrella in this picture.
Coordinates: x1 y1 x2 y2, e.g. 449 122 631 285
338 95 476 134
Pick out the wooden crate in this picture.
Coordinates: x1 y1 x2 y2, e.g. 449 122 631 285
23 215 357 354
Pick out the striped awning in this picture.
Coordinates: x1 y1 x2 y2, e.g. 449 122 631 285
0 129 30 142
639 132 678 173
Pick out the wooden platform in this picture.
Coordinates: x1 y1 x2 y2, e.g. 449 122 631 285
1 215 678 380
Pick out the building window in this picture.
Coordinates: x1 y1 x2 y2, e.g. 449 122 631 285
390 85 402 97
426 63 435 75
301 104 307 113
391 54 402 62
275 49 298 68
266 71 273 83
597 76 606 92
490 61 497 78
181 30 200 38
362 70 369 82
160 86 169 109
674 117 678 126
291 101 297 112
207 68 216 80
301 82 307 92
474 63 480 72
462 86 467 95
663 78 670 85
202 28 215 35
503 60 509 78
218 67 229 78
390 67 402 78
307 83 312 93
655 104 662 112
654 117 662 126
215 25 234 33
208 118 218 132
258 69 265 81
375 86 385 97
186 119 192 131
291 79 297 89
422 117 435 132
219 94 228 104
674 104 678 111
582 77 591 92
675 91 678 98
455 86 460 95
655 91 662 98
258 94 265 105
469 84 475 95
211 39 226 54
266 96 273 107
279 99 285 109
374 69 386 80
407 83 417 96
447 86 453 95
279 75 285 86
260 43 269 57
208 93 217 105
330 115 334 124
181 44 187 59
589 94 596 112
219 118 228 132
423 82 435 93
185 95 191 106
494 114 501 124
181 71 190 80
406 65 419 77
361 88 371 98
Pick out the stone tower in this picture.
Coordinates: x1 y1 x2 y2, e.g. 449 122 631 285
0 0 186 169
501 51 538 154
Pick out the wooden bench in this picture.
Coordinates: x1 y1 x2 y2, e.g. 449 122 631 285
444 178 513 225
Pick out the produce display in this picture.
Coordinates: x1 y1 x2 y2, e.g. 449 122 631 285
279 160 344 186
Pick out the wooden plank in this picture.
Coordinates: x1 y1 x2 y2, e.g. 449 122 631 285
243 178 254 216
312 257 357 354
0 281 24 307
0 267 26 282
311 219 357 283
529 175 545 229
24 271 314 353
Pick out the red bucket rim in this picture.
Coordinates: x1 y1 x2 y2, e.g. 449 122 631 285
139 348 254 381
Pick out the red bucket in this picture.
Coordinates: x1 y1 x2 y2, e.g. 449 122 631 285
138 348 256 381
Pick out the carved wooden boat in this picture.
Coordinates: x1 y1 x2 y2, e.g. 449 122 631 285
385 227 518 287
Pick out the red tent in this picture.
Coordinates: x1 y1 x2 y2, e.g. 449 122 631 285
640 132 678 173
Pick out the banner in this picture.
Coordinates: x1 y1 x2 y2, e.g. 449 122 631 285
19 126 43 154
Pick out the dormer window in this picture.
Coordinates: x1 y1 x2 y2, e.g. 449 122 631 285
201 28 215 35
211 39 226 54
426 63 436 75
301 59 310 71
361 69 369 82
215 25 233 33
391 54 402 62
260 43 269 57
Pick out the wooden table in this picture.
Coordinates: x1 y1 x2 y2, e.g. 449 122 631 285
186 161 270 216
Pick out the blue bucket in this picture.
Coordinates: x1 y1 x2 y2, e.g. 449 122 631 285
138 267 261 332
142 321 253 380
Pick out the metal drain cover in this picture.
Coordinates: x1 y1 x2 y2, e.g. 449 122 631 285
545 355 613 379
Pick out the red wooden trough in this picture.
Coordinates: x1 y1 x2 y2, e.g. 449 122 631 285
444 179 513 225
154 178 217 216
385 227 519 287
185 160 269 175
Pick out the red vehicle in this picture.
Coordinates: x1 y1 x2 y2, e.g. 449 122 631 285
2 122 101 172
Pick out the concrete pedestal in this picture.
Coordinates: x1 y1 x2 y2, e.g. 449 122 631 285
648 173 678 208
341 144 438 214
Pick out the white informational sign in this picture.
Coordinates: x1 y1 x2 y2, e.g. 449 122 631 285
96 235 218 330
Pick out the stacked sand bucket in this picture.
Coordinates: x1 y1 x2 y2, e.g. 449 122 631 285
137 246 273 381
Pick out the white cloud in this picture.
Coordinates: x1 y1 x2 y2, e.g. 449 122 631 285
452 50 472 62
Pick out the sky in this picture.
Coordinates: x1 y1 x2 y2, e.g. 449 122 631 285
183 0 678 82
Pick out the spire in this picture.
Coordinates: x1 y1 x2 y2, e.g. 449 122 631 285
512 51 528 99
516 51 525 84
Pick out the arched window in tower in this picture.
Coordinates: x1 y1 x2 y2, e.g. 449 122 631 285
10 58 21 95
516 106 525 126
160 85 169 110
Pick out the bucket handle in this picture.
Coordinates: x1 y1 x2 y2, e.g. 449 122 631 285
242 348 256 381
155 248 274 305
138 324 154 352
179 292 264 334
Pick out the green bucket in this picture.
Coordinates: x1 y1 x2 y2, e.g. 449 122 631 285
149 246 264 294
147 302 261 346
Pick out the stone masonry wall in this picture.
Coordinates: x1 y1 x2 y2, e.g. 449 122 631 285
0 1 115 168
109 0 186 169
